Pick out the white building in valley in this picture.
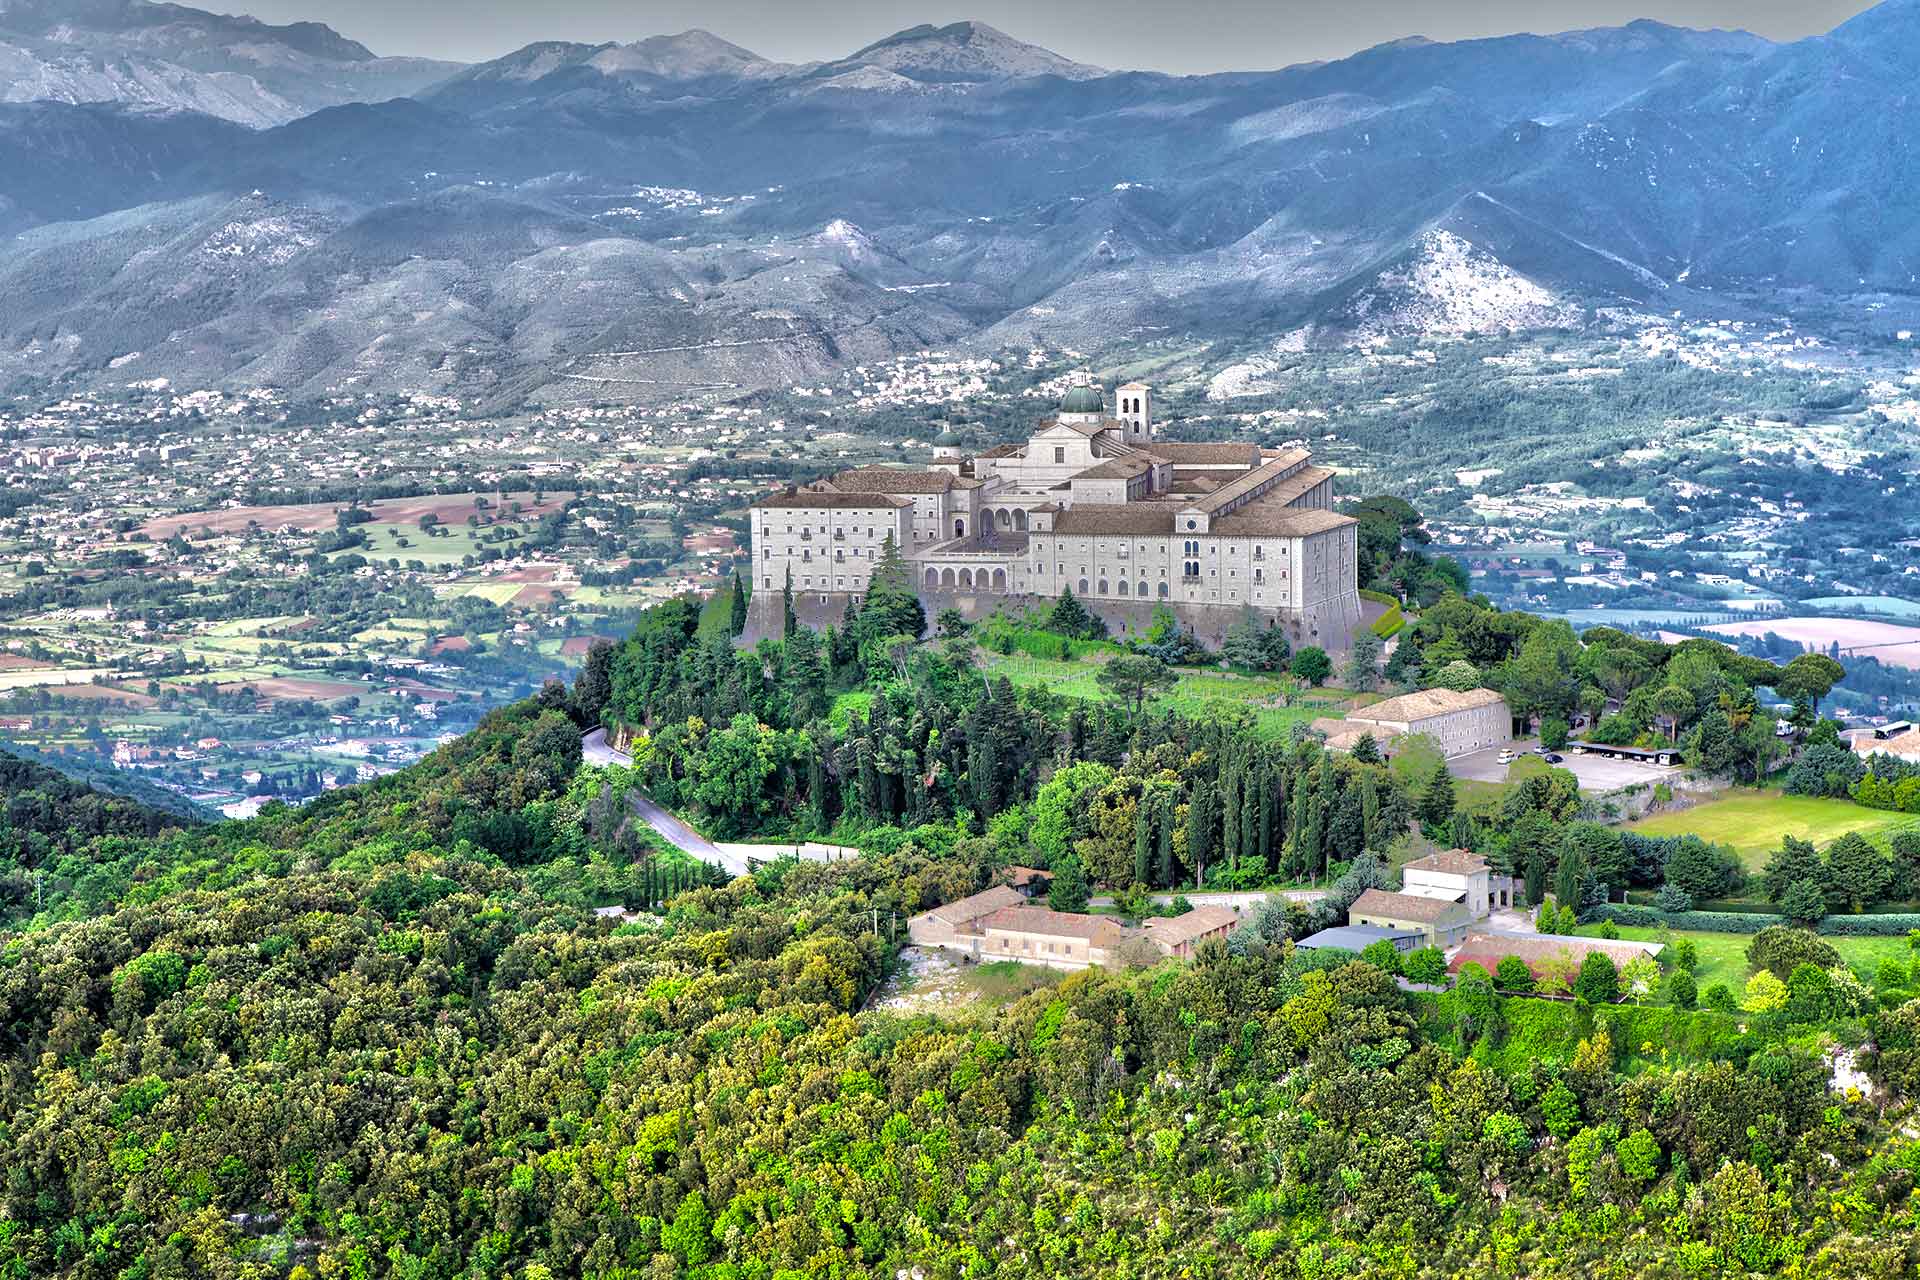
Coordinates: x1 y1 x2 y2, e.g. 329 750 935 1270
750 374 1363 647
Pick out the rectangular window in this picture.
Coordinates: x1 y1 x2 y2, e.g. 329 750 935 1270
1054 447 1065 463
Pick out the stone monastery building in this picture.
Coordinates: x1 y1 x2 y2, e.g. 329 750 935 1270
750 374 1363 646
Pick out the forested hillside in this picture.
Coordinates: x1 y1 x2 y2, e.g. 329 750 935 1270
4 583 1920 1278
0 747 197 926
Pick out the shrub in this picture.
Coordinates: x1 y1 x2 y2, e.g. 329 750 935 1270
1495 955 1534 991
1402 946 1447 985
1574 952 1621 1004
1654 883 1693 914
1665 969 1697 1009
1674 938 1698 972
1702 983 1737 1013
1361 939 1404 975
1746 926 1842 981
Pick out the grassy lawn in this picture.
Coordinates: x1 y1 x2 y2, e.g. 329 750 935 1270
980 652 1346 740
1628 789 1920 865
1573 924 1917 991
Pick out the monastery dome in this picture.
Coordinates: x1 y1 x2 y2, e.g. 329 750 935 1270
1059 383 1104 415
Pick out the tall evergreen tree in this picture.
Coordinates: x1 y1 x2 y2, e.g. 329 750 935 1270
728 572 748 636
781 566 797 638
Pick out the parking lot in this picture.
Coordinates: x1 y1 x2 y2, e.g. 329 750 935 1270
1452 740 1678 791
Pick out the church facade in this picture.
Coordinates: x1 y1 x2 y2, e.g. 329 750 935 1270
748 374 1363 648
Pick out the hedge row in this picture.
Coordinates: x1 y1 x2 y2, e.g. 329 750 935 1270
1586 903 1920 937
1371 603 1405 640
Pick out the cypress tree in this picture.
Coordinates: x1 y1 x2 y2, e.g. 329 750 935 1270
1155 790 1174 888
1186 780 1214 889
728 571 748 636
1132 794 1153 888
781 566 797 638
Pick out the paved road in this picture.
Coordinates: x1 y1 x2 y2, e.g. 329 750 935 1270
581 729 750 877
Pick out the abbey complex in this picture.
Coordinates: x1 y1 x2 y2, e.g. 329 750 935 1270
749 375 1363 647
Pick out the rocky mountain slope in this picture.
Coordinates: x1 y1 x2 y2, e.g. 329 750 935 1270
0 5 1915 402
0 0 457 125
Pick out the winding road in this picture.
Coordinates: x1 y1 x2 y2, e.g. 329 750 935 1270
582 729 751 877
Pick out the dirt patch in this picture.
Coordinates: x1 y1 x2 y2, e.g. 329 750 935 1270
217 677 361 701
561 636 616 657
0 655 53 671
514 585 564 606
45 683 157 706
428 636 472 656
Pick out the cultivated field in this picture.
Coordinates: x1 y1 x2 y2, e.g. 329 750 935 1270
142 490 572 539
1629 789 1920 863
1703 616 1920 670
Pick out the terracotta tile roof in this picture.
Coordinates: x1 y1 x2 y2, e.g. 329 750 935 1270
1075 456 1156 480
754 491 911 510
1403 849 1490 876
1190 458 1333 517
1349 687 1507 724
976 443 1023 459
925 885 1027 927
827 466 957 494
1350 888 1470 924
1210 504 1354 537
1143 906 1239 946
1050 505 1177 535
1449 930 1662 979
980 905 1129 945
1147 441 1264 466
1857 728 1920 760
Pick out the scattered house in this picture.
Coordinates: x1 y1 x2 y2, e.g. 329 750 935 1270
906 885 1027 954
906 894 1244 971
977 906 1131 969
1293 923 1423 954
1004 866 1053 898
1141 905 1238 958
1338 687 1513 759
1400 849 1519 918
1347 887 1474 948
1448 930 1663 981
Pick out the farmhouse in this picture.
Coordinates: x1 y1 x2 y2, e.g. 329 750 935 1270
1141 905 1238 958
749 373 1362 648
906 896 1243 972
1399 848 1519 919
1347 888 1474 948
905 885 1026 955
1339 687 1513 759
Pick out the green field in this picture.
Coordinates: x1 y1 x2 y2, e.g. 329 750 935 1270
335 523 531 568
980 652 1345 739
1628 789 1920 864
1574 924 1915 992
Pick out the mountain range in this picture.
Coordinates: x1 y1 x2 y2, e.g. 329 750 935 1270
0 1 1916 403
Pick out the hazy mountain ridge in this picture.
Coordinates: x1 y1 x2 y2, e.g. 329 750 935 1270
0 5 1916 401
0 0 459 125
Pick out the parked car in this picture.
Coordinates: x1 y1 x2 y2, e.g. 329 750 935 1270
1497 749 1515 765
1543 753 1564 764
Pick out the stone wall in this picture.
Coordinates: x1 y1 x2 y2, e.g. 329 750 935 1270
744 585 1369 653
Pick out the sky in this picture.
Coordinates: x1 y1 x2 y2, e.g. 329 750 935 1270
233 0 1878 71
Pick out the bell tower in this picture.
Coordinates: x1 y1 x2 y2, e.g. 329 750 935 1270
1116 381 1152 444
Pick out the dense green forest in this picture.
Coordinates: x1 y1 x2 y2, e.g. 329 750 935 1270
5 572 1920 1278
